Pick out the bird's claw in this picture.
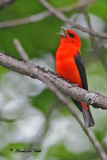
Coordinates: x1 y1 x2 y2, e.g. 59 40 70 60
64 79 71 83
57 75 63 78
72 83 78 87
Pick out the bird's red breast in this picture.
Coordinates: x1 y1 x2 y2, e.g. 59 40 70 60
56 30 83 88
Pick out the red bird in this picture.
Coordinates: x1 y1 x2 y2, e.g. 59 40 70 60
56 27 94 127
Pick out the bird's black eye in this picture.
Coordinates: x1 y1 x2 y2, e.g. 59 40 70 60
69 33 75 38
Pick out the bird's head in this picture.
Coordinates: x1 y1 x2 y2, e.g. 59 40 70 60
57 27 81 49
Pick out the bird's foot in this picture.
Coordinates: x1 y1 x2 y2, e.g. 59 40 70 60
64 79 71 83
57 75 63 78
71 83 78 87
64 79 78 86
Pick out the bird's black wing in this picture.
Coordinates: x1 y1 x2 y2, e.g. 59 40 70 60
75 52 88 90
73 52 94 127
72 52 88 113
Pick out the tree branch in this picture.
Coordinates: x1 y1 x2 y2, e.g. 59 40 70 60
83 12 107 73
0 116 19 122
0 52 106 109
59 0 97 13
0 0 16 10
13 38 30 63
38 0 107 39
0 0 96 29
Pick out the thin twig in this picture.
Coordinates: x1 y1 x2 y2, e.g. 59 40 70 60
0 116 19 122
59 0 97 13
0 0 16 10
84 12 107 73
14 38 30 63
38 0 107 39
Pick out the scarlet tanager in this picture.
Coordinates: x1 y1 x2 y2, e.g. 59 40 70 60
56 27 94 127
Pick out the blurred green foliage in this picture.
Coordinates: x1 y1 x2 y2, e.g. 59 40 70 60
0 0 107 160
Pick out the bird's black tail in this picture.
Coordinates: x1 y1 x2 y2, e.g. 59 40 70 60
72 99 95 128
82 106 95 127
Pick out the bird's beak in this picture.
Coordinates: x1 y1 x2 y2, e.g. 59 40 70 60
57 26 68 37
